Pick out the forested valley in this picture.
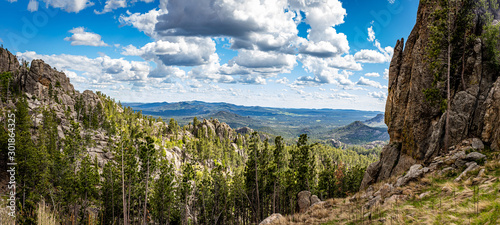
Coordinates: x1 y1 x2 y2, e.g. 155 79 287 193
0 53 379 224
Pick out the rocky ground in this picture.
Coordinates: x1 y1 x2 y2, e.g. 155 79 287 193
261 138 500 224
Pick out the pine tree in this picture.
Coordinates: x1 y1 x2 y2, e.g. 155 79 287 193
15 97 38 224
102 161 122 225
139 136 157 225
244 132 261 223
77 155 100 222
296 134 311 191
273 136 285 213
151 158 176 224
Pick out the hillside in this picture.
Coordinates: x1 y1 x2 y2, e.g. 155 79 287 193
266 141 500 224
123 101 383 140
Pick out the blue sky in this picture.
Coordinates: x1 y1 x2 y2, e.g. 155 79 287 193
0 0 419 111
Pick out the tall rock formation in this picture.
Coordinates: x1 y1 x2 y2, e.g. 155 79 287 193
361 0 500 189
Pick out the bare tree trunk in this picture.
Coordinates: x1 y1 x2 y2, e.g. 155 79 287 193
111 166 115 224
122 141 127 225
143 159 150 225
255 147 260 223
127 179 132 224
273 181 276 214
445 0 452 152
461 32 467 91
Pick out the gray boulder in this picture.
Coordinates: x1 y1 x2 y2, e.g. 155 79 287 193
455 162 479 182
395 164 424 187
297 191 311 213
310 195 321 206
465 152 486 162
259 213 283 225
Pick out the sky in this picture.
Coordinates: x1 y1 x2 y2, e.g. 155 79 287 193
0 0 419 111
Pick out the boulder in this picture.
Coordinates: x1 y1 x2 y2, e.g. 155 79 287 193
384 195 406 207
297 191 311 213
471 138 485 150
465 152 486 162
378 183 394 197
310 195 321 206
454 162 478 182
395 164 424 187
454 159 467 168
360 144 399 189
418 191 430 199
259 213 283 225
364 195 382 210
439 167 454 176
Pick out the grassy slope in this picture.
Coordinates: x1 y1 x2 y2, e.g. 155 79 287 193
271 158 500 224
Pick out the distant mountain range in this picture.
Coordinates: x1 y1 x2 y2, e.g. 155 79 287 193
123 101 387 143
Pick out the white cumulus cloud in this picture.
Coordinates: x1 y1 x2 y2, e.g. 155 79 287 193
354 26 393 63
42 0 94 13
365 72 380 77
356 77 387 89
383 68 389 80
122 37 216 66
17 51 151 84
354 49 388 63
64 27 109 47
369 91 388 101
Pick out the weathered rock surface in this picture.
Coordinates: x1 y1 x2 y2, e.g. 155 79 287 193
295 191 325 213
361 1 500 189
310 195 321 206
297 191 311 213
259 213 283 225
395 164 425 187
465 152 486 162
193 118 235 142
455 162 479 182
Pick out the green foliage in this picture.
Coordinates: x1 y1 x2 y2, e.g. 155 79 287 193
482 21 500 68
423 88 447 112
151 158 177 224
0 71 12 102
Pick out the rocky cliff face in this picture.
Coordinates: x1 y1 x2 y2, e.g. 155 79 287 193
361 0 500 189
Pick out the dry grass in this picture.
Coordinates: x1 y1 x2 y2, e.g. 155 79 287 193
37 200 59 225
0 197 15 225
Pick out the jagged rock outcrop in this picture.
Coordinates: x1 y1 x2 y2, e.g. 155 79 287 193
192 118 235 141
361 0 500 189
0 48 109 163
0 48 21 75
